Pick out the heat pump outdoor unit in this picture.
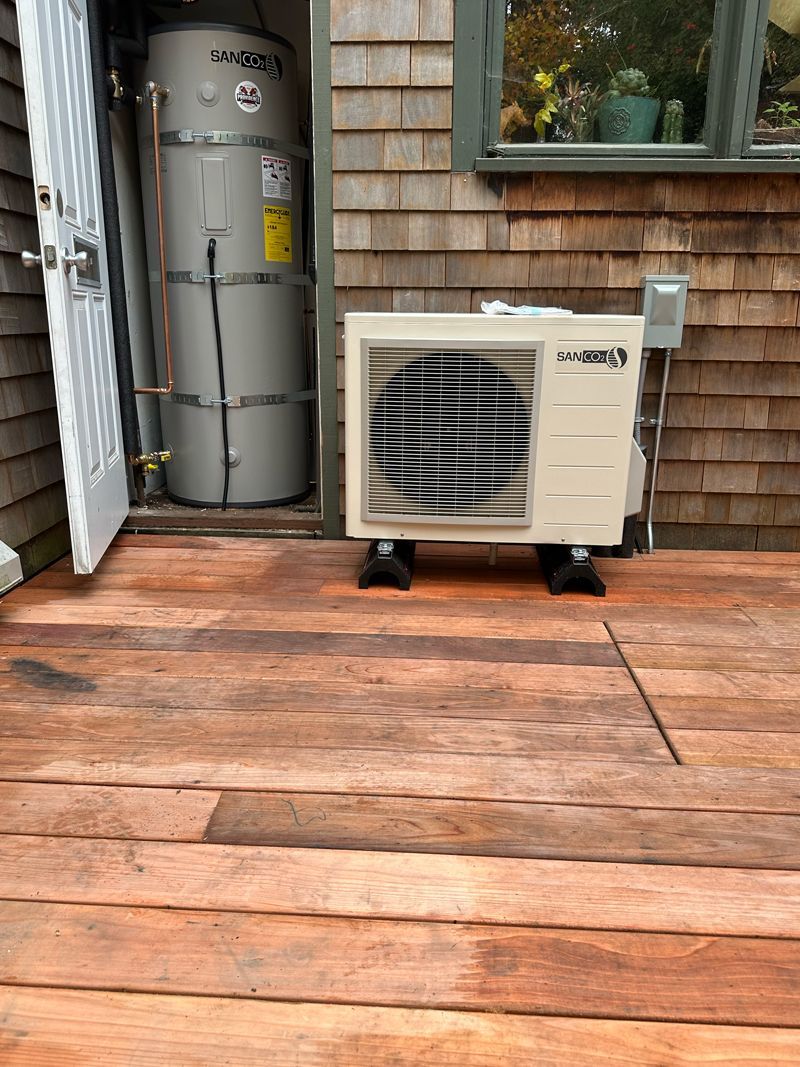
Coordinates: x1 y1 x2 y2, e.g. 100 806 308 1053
344 313 646 594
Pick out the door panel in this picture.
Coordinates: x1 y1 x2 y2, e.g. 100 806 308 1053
17 0 129 573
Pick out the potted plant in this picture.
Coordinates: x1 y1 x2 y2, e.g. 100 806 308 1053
598 68 660 144
754 100 800 145
557 75 604 143
661 99 684 144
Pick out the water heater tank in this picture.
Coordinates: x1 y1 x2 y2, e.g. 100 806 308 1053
138 22 310 506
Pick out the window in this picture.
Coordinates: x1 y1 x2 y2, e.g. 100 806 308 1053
452 0 800 169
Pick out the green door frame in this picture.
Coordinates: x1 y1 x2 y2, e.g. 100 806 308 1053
310 0 342 539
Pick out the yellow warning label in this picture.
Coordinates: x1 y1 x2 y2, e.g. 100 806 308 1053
264 206 292 263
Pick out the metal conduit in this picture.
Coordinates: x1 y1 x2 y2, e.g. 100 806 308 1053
646 348 672 554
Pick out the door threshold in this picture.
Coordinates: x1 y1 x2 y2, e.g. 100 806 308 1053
123 487 322 536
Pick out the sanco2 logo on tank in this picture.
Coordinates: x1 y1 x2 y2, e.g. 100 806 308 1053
211 48 283 81
556 346 628 369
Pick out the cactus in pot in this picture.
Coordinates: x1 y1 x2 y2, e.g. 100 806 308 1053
607 68 652 98
661 99 684 144
598 67 660 144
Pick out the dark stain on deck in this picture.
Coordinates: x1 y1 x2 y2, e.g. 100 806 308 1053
9 658 96 692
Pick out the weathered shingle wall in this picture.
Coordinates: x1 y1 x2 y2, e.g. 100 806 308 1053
0 0 68 573
330 0 800 549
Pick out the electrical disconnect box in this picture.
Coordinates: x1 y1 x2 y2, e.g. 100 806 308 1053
639 275 689 348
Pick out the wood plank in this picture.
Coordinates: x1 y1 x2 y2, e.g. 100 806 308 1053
612 619 800 648
0 704 667 761
633 668 798 700
1 901 798 1024
655 697 800 733
319 577 800 608
119 547 771 584
0 601 613 643
670 730 800 769
0 677 652 725
0 646 637 694
204 790 800 870
5 583 762 624
47 554 361 577
2 835 800 938
1 739 799 812
0 622 624 667
36 565 800 608
99 538 798 577
30 571 327 595
2 989 797 1066
0 782 218 841
621 644 800 672
746 608 800 625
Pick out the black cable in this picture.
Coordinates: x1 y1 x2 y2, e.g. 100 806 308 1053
207 239 230 510
252 0 266 29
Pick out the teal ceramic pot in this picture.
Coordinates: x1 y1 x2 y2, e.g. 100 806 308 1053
598 96 660 143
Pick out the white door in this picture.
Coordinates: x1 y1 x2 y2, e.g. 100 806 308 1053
17 0 129 573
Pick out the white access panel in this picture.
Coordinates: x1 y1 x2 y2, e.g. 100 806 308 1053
17 0 129 573
345 313 644 546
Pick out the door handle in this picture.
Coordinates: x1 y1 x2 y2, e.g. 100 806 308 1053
61 247 90 275
20 250 42 268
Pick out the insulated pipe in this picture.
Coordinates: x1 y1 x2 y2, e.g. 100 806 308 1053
85 0 145 499
646 348 672 554
135 83 174 395
106 0 147 65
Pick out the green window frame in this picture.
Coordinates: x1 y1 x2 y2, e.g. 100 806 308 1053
452 0 800 172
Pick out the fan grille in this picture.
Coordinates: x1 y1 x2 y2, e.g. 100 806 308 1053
366 347 535 522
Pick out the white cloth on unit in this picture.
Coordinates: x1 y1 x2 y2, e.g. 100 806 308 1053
480 300 573 316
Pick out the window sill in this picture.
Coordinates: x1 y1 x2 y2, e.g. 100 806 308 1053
473 155 800 173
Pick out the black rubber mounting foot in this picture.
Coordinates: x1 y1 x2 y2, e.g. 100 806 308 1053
536 544 606 597
358 539 416 590
593 513 638 560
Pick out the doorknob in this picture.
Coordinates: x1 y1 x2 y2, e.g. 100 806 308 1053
61 247 90 275
20 250 42 268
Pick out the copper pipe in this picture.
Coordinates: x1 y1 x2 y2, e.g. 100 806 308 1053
135 82 174 395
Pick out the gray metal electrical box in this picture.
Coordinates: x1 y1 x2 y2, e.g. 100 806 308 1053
639 275 689 349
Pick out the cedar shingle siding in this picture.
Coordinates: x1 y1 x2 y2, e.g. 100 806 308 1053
331 0 800 550
0 0 68 573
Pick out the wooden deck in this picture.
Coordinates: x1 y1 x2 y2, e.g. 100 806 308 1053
1 535 799 1063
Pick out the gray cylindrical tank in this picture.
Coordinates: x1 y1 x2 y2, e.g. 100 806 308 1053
138 22 309 506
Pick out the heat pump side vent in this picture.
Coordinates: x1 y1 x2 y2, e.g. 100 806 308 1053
364 344 537 525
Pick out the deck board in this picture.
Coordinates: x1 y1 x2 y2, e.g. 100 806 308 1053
3 989 798 1066
2 901 800 1024
0 536 798 1061
3 835 799 937
204 790 800 868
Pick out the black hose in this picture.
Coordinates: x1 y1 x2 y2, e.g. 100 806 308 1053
85 0 144 500
207 239 230 510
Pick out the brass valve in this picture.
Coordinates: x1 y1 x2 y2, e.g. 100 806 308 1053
108 67 125 102
129 449 174 473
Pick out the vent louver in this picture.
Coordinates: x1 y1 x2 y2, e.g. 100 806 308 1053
365 345 536 524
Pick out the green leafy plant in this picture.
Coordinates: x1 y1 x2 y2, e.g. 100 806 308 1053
607 67 652 97
763 99 800 128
